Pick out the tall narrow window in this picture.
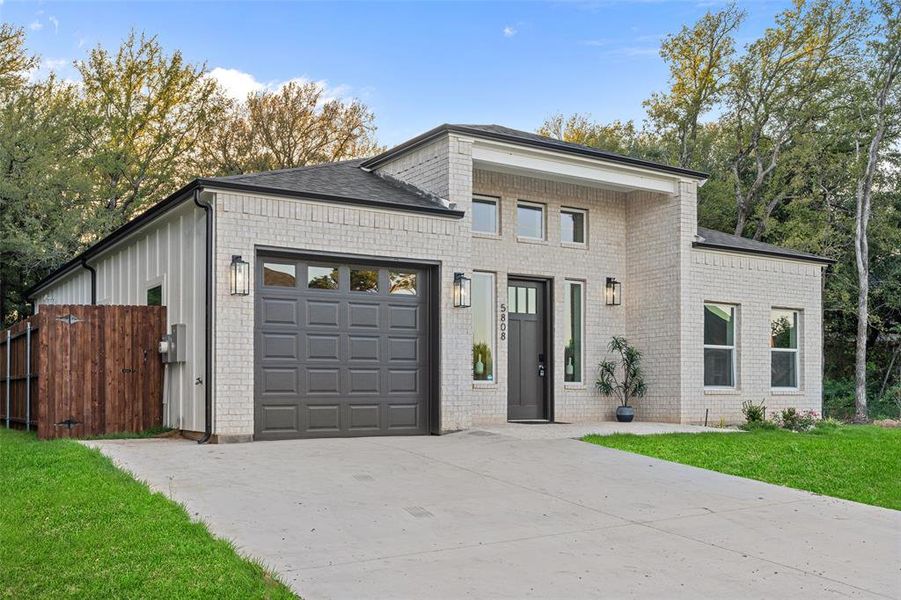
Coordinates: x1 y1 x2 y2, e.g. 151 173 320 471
771 309 799 389
564 281 584 383
560 208 586 245
517 201 545 240
472 196 499 234
472 272 495 382
704 303 736 387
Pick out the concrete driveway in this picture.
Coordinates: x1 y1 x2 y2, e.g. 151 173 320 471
88 430 899 599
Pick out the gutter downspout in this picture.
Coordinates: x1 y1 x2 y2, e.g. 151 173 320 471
193 188 214 445
80 260 97 305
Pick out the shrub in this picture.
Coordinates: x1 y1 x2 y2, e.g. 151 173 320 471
740 419 779 432
741 399 767 424
776 407 819 432
810 418 842 434
824 378 901 420
596 336 646 408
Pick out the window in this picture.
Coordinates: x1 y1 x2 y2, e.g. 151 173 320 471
472 272 495 382
389 271 417 295
560 208 586 245
564 281 584 383
507 285 536 314
517 201 545 240
704 303 736 387
771 309 799 388
350 269 378 293
264 263 296 287
472 196 498 234
146 285 163 306
307 266 338 290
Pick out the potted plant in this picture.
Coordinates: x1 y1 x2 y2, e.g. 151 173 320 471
596 336 647 422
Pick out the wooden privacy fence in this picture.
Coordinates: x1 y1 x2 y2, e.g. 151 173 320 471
1 305 167 439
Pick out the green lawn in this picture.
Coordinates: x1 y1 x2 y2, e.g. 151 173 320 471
0 429 295 599
583 425 901 511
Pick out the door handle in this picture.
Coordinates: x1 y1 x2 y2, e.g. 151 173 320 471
538 364 546 377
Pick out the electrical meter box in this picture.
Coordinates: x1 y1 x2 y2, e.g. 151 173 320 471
159 323 187 363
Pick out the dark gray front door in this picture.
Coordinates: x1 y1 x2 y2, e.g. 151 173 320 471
507 279 548 420
254 255 431 439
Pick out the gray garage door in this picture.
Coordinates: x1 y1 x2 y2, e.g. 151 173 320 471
254 255 432 439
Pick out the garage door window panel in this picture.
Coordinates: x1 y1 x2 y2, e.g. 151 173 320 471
263 262 297 287
350 269 379 293
308 266 339 290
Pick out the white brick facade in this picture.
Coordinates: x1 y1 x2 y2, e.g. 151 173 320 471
34 127 826 438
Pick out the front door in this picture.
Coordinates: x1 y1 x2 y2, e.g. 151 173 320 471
506 279 549 420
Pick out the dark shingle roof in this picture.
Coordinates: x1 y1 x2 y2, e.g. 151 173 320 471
695 227 834 264
361 123 708 179
202 159 461 216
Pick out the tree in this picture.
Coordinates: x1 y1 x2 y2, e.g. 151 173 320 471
76 31 225 225
537 113 665 162
595 337 647 408
725 0 862 237
851 0 901 422
0 24 37 97
645 3 745 169
201 80 380 175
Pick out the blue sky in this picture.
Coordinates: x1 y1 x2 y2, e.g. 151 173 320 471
2 0 792 146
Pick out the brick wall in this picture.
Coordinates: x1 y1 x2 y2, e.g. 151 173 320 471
682 249 824 424
470 169 628 423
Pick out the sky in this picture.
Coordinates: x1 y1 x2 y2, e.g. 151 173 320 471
1 0 794 146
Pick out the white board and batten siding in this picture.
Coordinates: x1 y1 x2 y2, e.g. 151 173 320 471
32 201 209 433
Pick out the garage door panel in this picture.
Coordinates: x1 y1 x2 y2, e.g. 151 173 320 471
256 255 431 439
348 335 380 361
307 300 340 327
307 334 340 360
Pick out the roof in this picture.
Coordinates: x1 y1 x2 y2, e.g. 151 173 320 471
694 227 834 264
203 158 460 216
361 123 709 180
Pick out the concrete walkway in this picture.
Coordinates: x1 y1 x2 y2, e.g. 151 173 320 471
86 430 899 600
472 420 736 439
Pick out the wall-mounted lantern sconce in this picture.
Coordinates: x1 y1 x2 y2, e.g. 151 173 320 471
230 255 250 296
453 272 471 308
605 277 622 306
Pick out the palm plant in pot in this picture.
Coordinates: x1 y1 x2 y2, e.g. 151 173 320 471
596 336 647 422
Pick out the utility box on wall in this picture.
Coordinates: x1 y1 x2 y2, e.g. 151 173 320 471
159 323 187 363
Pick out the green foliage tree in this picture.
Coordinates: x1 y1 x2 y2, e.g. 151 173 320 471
596 337 647 408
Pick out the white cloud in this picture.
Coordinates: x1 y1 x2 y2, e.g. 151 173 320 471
48 16 59 33
208 67 354 105
29 21 43 31
503 25 517 38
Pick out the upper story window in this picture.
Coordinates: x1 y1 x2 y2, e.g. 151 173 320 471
704 303 736 388
517 201 545 240
771 309 800 389
560 208 586 245
472 196 499 234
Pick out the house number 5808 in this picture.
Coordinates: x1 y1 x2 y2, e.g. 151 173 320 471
499 303 507 341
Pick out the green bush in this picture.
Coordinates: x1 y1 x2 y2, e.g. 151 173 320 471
776 407 818 432
810 418 842 434
824 378 901 420
741 399 767 423
740 419 779 432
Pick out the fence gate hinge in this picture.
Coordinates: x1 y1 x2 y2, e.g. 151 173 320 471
56 314 81 325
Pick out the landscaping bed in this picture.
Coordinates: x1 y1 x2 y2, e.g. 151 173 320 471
583 424 901 510
0 429 295 599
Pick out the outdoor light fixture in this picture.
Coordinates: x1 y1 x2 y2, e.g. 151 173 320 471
605 277 622 306
453 272 471 308
230 255 250 296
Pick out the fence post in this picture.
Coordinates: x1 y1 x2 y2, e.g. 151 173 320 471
25 323 32 432
5 329 9 429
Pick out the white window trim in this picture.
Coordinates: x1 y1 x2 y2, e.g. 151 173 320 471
516 200 546 241
771 309 801 391
703 303 737 390
472 195 500 236
564 280 585 385
472 271 497 384
560 207 588 247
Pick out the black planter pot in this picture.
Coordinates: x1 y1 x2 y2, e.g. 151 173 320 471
616 406 635 423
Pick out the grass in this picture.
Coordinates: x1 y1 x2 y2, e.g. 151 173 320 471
583 424 901 511
0 429 296 599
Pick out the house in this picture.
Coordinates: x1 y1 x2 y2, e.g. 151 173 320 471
26 124 832 441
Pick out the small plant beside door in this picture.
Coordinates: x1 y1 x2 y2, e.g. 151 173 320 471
596 336 647 422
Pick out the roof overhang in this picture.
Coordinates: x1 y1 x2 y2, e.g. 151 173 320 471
691 241 835 265
470 138 694 195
